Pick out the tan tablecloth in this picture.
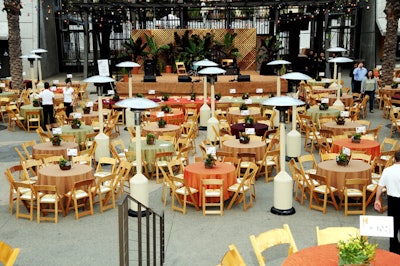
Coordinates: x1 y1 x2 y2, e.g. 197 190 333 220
322 121 361 135
38 164 94 195
306 107 340 123
227 109 261 124
61 125 94 144
326 94 353 106
221 139 266 161
69 111 99 125
312 87 337 94
142 123 181 138
32 141 79 159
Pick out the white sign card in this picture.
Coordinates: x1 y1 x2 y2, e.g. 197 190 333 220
256 88 263 93
73 113 82 119
206 146 216 156
107 90 115 95
66 74 73 78
50 86 57 91
319 72 325 77
244 99 252 104
360 215 394 237
229 88 236 94
97 59 110 77
67 148 78 156
148 90 155 94
52 127 62 134
342 146 351 156
356 126 366 134
0 83 5 87
321 98 329 104
156 111 165 118
240 110 250 116
325 79 331 82
245 128 255 135
86 101 93 107
52 80 59 84
340 111 349 117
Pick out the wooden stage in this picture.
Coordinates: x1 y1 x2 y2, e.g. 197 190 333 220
115 71 288 97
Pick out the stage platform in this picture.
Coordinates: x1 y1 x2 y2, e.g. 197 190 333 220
115 71 288 97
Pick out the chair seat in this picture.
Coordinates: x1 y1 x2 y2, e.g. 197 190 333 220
176 186 198 195
204 189 221 197
20 191 43 200
40 194 58 203
346 188 363 197
371 173 381 179
156 161 168 167
228 183 249 192
66 189 89 199
91 185 111 194
305 169 317 175
315 185 337 194
94 171 112 178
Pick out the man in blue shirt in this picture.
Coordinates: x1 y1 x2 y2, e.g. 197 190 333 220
352 61 367 93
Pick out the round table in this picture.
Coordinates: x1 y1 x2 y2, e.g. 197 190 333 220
142 123 181 138
0 91 15 98
306 107 340 123
307 78 334 87
69 111 99 125
184 162 236 206
326 95 353 106
282 244 400 266
61 125 94 144
37 164 94 195
218 97 268 104
159 98 211 112
332 138 380 159
322 121 362 135
311 87 337 94
316 160 371 199
221 139 266 161
32 141 79 159
20 104 43 120
230 123 268 138
149 110 184 125
128 139 175 172
227 109 262 125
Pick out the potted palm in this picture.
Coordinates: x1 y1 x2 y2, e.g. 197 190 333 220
158 117 167 128
50 134 62 146
59 158 71 170
239 132 250 144
338 236 377 266
146 133 156 145
204 154 217 169
71 118 82 129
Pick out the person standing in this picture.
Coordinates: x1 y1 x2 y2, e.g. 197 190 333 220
316 52 326 78
63 78 74 117
39 82 55 127
374 150 400 254
361 70 377 113
352 61 367 93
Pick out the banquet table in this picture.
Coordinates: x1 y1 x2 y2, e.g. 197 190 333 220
321 121 362 135
129 139 175 172
142 123 181 138
0 91 15 98
221 139 266 161
19 104 43 120
227 109 262 125
156 97 211 112
307 78 334 87
316 159 371 199
149 110 184 125
60 125 94 144
37 164 94 195
282 244 400 266
306 107 340 123
32 141 79 159
230 123 268 138
69 111 99 125
218 97 269 104
326 94 353 106
184 162 237 206
311 87 337 94
332 138 380 159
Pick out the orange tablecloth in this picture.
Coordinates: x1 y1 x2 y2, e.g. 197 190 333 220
149 110 184 125
37 164 94 195
221 139 266 161
69 111 99 125
142 123 181 138
32 141 79 159
184 162 236 206
158 97 212 112
227 109 262 125
316 160 371 199
322 121 361 135
326 95 353 106
332 138 380 159
283 244 400 266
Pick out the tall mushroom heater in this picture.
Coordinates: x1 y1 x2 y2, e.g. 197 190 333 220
326 47 348 111
262 96 304 215
115 98 159 214
280 72 311 159
198 67 226 141
193 59 218 129
83 75 115 161
328 57 354 111
31 48 48 88
21 54 41 92
116 61 140 129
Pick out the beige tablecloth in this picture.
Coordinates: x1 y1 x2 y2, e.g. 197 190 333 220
142 123 181 138
32 141 79 159
306 107 340 123
61 125 94 144
321 121 361 135
227 109 261 124
221 139 266 161
69 111 99 125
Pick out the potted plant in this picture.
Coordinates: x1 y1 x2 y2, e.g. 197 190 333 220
162 93 169 101
351 133 362 143
391 82 399 89
242 93 249 100
120 36 148 74
136 93 144 98
239 132 250 144
215 93 222 101
158 117 167 128
112 93 120 102
244 116 254 126
161 105 171 113
144 34 170 76
32 99 40 107
121 67 129 82
338 236 377 266
146 133 156 145
81 103 90 114
336 115 346 125
239 103 248 111
257 35 283 75
319 103 329 110
204 154 217 169
336 152 350 166
71 118 82 129
50 134 62 146
59 158 71 170
190 93 196 101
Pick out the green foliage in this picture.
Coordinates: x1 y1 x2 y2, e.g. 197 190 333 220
257 35 282 64
338 236 377 265
214 32 242 60
120 37 148 62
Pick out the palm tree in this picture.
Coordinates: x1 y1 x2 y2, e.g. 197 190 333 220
144 34 169 76
3 0 24 90
381 0 400 85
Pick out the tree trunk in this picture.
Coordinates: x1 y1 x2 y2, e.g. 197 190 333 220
381 0 400 86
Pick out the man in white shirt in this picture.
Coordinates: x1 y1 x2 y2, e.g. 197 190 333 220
39 82 55 127
375 150 400 254
352 61 367 93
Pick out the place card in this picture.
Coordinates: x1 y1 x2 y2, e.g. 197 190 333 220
206 146 216 156
325 79 331 82
67 148 78 156
107 90 115 95
244 99 252 104
52 127 62 134
360 215 394 237
148 89 155 94
256 88 263 94
50 86 57 91
52 80 59 84
159 144 171 147
156 111 165 118
0 83 5 88
319 72 325 77
356 126 366 134
340 111 349 117
86 101 94 107
240 110 250 116
245 128 255 135
342 146 351 156
66 74 73 78
321 98 329 104
229 88 236 94
73 113 82 119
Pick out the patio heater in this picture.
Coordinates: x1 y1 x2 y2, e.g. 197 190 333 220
31 48 48 87
116 61 141 129
262 96 304 215
280 72 311 159
82 75 115 161
115 98 159 214
326 47 347 81
198 67 226 142
193 59 218 129
21 54 41 92
328 57 354 111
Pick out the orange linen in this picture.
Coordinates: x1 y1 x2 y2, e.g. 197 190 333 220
332 138 380 159
32 141 79 159
221 139 266 161
149 110 184 125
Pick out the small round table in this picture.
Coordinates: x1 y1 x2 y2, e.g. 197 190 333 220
69 111 99 125
326 95 353 106
149 110 184 125
332 138 380 159
142 123 181 138
221 139 266 161
306 107 340 123
32 141 79 159
60 125 94 144
322 121 362 135
230 123 268 138
227 109 262 125
20 104 43 120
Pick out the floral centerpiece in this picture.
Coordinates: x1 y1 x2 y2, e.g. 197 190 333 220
50 134 62 146
190 93 196 101
239 103 248 111
146 133 156 145
351 133 362 143
59 158 71 170
161 105 171 113
136 93 144 98
244 116 254 126
336 152 350 166
81 103 90 114
71 118 82 129
336 115 346 125
158 117 167 128
215 93 221 101
242 93 249 100
162 93 169 101
32 99 40 107
338 236 377 266
319 102 329 110
204 154 217 169
239 132 250 144
112 93 120 101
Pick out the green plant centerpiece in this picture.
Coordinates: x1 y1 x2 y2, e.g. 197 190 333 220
336 115 346 125
71 118 82 129
32 99 40 107
158 117 167 128
146 133 156 145
59 158 71 170
336 152 350 166
162 93 169 101
161 105 171 113
50 134 62 146
351 133 362 143
319 103 329 110
242 93 249 100
204 154 217 169
239 103 248 111
215 93 221 101
81 103 90 114
338 236 377 266
136 93 144 98
239 132 250 144
190 93 196 101
244 116 254 126
391 82 399 89
112 93 120 102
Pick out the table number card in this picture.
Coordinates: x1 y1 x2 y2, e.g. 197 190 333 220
66 74 73 78
229 89 236 94
340 111 349 117
325 79 331 83
73 113 82 119
256 88 263 94
240 110 250 116
245 128 255 135
52 127 62 134
360 215 394 237
107 90 115 95
319 72 325 77
321 98 329 104
342 146 351 156
0 83 5 88
206 146 216 156
52 80 59 84
244 99 252 104
356 126 366 134
156 111 165 118
67 148 78 156
86 101 94 107
148 90 155 95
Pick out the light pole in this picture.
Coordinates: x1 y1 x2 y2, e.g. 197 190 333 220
262 96 304 215
193 59 218 129
115 98 159 213
83 75 115 161
198 67 226 141
116 61 141 129
21 54 41 92
31 48 48 87
328 57 354 111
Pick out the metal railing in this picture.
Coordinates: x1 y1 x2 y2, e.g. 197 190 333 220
118 194 165 266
